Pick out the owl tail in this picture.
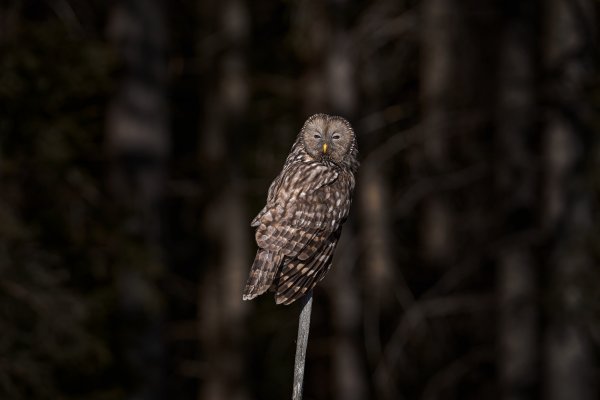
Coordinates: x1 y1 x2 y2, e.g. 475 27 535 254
242 250 282 301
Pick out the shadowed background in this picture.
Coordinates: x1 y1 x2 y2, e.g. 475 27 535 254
1 0 599 399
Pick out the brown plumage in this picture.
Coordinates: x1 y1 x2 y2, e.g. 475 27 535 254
243 114 359 305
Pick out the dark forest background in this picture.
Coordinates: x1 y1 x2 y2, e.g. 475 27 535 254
1 0 600 399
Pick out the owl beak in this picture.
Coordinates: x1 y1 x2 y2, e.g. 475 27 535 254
322 143 328 154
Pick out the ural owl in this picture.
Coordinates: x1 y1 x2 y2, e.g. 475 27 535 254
243 114 359 305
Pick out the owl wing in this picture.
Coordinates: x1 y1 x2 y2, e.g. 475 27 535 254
274 227 342 305
254 162 350 260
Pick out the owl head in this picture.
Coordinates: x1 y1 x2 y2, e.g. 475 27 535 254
299 114 358 170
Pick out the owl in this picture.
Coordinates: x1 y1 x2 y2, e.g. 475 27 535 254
243 114 359 305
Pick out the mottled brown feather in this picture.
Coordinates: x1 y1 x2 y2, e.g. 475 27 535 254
274 228 341 304
242 250 282 300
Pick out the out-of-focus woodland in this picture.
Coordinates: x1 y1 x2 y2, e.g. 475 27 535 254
1 0 600 399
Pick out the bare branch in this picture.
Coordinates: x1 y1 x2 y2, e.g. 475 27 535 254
293 290 314 400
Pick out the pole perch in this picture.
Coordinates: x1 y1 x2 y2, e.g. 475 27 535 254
292 290 313 400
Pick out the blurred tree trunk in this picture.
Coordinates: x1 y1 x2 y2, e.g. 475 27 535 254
0 2 20 43
358 159 396 394
197 1 250 400
353 5 418 396
419 0 458 267
106 0 169 399
542 0 597 399
296 0 328 116
420 0 497 263
419 0 498 397
495 2 540 400
357 30 399 400
419 2 497 270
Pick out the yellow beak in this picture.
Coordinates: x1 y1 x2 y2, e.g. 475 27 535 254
322 143 328 154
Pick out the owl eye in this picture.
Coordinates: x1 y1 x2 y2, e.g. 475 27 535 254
314 134 321 139
332 134 341 140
